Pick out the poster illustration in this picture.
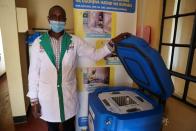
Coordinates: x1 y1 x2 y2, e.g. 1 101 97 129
83 67 110 92
74 9 116 38
83 11 112 38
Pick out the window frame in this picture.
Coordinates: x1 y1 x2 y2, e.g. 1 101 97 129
159 0 196 107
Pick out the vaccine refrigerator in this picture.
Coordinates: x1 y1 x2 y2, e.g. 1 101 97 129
88 35 174 131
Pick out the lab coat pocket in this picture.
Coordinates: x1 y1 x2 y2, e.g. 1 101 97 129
63 80 77 100
38 82 59 120
63 80 78 112
38 82 57 101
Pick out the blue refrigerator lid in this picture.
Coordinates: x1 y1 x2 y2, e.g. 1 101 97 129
115 35 174 100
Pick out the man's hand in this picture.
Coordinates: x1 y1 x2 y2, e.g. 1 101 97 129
111 32 131 44
31 101 41 118
107 32 131 52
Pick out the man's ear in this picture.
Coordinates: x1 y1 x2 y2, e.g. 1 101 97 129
47 16 50 23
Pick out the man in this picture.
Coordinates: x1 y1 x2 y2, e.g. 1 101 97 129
27 5 131 131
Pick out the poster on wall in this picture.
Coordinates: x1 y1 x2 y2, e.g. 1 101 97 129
77 67 110 130
74 0 137 130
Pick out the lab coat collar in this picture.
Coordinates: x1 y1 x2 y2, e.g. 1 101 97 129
40 33 72 68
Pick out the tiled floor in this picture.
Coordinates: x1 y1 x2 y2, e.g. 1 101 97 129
15 109 48 131
0 74 15 131
15 99 196 131
162 97 196 131
15 108 67 131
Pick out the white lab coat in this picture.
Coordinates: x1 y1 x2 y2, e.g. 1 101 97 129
27 34 111 122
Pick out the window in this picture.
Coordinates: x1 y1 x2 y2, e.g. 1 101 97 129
159 0 196 107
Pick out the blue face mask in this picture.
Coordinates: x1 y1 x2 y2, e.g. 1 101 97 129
49 20 65 33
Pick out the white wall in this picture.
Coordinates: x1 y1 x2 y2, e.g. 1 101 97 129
0 28 6 76
27 0 74 32
137 0 162 49
0 0 26 117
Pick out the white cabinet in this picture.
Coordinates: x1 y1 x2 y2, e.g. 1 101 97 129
16 8 28 33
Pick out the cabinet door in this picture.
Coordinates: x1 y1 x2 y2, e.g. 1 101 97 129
16 8 28 33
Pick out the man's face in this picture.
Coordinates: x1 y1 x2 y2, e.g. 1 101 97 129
48 7 66 22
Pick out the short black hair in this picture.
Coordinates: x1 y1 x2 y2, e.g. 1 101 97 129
48 5 66 17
